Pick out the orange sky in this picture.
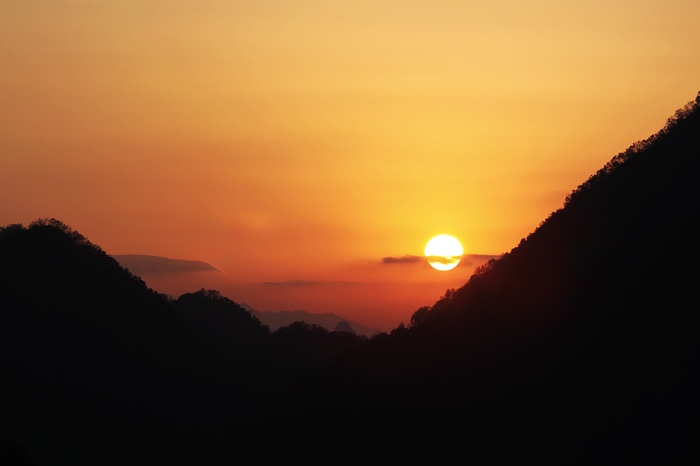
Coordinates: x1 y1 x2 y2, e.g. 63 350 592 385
2 1 699 329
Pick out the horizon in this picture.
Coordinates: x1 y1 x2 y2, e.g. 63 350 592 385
2 1 699 329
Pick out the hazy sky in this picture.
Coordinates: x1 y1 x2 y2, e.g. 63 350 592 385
2 0 699 328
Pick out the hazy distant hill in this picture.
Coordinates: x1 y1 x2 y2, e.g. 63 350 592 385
241 304 382 337
112 254 219 274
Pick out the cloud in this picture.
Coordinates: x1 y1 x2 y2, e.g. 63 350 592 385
379 253 500 266
381 255 423 264
260 280 366 288
262 280 319 287
112 254 219 275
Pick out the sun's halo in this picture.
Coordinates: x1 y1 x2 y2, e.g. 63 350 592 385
425 235 463 271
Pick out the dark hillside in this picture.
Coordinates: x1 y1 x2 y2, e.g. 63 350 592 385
0 220 369 464
264 93 700 462
0 220 262 464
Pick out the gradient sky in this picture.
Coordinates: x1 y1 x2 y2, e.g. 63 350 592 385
2 0 699 329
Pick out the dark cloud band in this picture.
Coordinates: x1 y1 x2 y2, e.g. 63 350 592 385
381 255 423 264
380 253 500 266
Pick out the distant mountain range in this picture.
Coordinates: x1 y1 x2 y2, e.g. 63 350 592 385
240 304 382 337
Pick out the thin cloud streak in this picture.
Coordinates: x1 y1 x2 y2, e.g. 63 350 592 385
380 253 500 266
381 255 423 264
262 280 319 287
261 280 372 287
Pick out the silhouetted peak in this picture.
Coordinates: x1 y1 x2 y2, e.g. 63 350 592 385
333 321 357 334
0 217 173 342
1 218 137 276
565 91 700 207
173 289 269 348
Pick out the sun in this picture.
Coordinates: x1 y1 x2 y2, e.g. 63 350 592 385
424 234 463 271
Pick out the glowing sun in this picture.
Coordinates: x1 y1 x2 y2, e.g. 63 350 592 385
425 235 463 271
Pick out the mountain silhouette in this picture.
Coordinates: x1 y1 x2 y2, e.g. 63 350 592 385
0 220 269 464
241 92 700 462
1 92 699 464
0 220 368 464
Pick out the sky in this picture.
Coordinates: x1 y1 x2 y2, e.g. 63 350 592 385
2 0 699 330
